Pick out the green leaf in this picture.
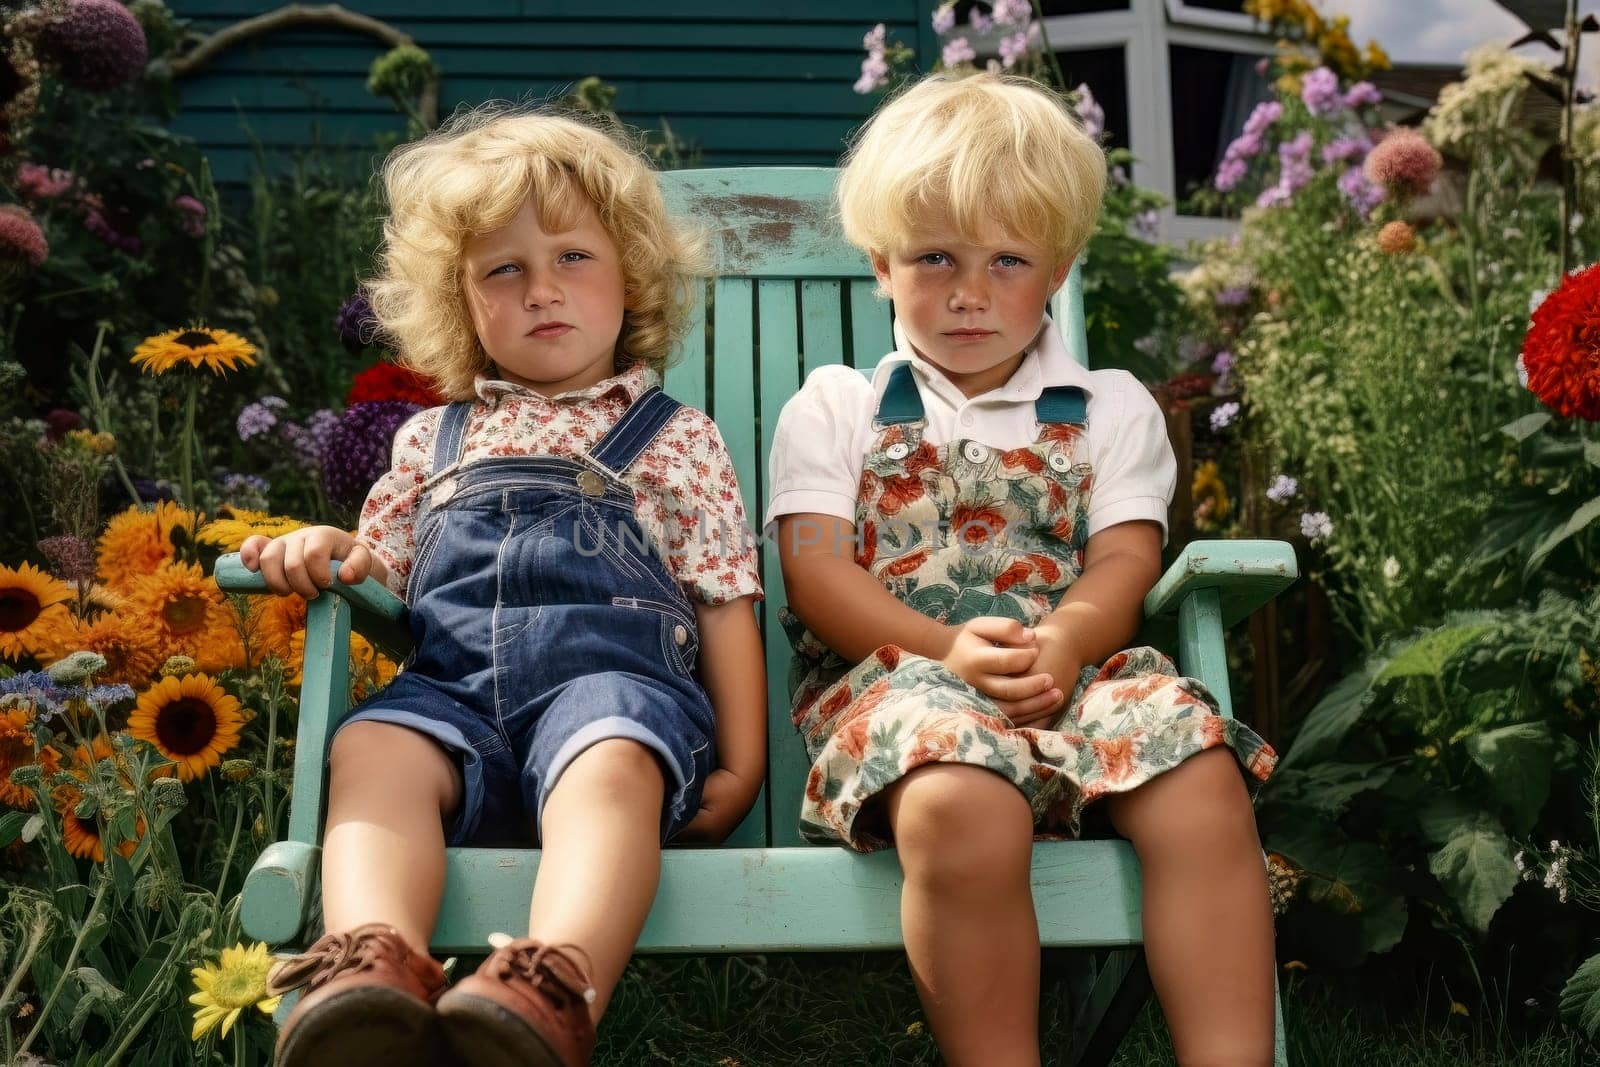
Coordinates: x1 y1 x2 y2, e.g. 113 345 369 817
1415 793 1486 846
1267 823 1408 958
0 810 27 847
1282 660 1382 767
1261 762 1396 815
1499 412 1551 442
1586 438 1600 468
1525 494 1600 578
1427 813 1519 933
1560 952 1600 1039
1376 624 1493 684
1464 722 1553 835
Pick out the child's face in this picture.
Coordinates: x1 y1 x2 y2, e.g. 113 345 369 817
871 221 1070 399
461 193 627 397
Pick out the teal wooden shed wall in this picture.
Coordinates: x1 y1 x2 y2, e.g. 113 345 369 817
166 1 937 186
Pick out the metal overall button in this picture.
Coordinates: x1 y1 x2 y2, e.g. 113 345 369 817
577 469 607 497
885 441 911 461
673 623 689 648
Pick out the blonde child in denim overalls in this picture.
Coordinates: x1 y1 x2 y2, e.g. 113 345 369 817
240 106 765 1067
767 73 1277 1065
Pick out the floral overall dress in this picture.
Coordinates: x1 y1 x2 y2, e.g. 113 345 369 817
783 364 1277 851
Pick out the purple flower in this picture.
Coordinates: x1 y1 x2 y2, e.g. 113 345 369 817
1322 133 1372 165
1300 67 1344 118
173 194 206 238
1211 350 1235 375
941 36 976 67
37 534 95 584
1133 209 1160 240
1338 166 1386 218
999 30 1031 68
237 396 288 441
218 472 271 509
1073 83 1105 140
932 4 956 34
322 401 422 508
1266 475 1298 502
1344 81 1383 109
1215 155 1249 192
281 408 340 471
1242 101 1283 139
1215 287 1250 308
1210 401 1241 431
335 291 380 354
1300 511 1333 542
991 0 1032 28
0 671 71 719
40 0 149 92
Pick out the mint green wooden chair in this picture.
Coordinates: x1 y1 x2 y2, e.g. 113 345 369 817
214 167 1296 1064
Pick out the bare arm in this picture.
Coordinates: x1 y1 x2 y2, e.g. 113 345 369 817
239 527 390 599
676 593 766 842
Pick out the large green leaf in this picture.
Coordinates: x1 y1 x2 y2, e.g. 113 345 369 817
1281 659 1382 767
1268 823 1408 958
1499 412 1551 442
1260 761 1396 816
1377 624 1493 684
1415 792 1488 846
1464 722 1554 835
1561 952 1600 1039
1525 494 1600 578
1427 813 1519 933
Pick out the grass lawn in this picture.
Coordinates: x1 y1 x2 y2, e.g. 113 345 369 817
585 953 1590 1065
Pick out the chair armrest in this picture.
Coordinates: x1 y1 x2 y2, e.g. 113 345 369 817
213 552 413 653
1142 539 1298 628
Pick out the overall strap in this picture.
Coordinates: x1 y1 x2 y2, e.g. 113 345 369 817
874 363 924 425
431 401 475 473
1035 386 1088 426
587 386 684 475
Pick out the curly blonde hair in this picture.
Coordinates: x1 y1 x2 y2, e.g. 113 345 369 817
836 72 1105 269
366 102 709 400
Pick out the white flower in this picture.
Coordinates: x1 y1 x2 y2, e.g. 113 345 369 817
1300 511 1333 542
1266 474 1299 502
1209 401 1241 431
1382 556 1401 584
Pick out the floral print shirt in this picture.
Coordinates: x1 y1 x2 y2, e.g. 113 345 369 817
356 362 763 607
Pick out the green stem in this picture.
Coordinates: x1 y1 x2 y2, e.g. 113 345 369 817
16 874 110 1058
0 911 50 1064
263 675 280 840
83 323 143 507
1559 0 1580 277
181 375 198 509
212 786 245 931
1029 1 1068 91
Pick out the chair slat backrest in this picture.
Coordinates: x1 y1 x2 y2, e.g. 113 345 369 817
659 167 1089 847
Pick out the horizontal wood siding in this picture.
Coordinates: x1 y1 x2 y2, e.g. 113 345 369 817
166 2 933 185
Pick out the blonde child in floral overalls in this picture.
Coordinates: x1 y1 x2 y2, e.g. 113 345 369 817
767 73 1278 1066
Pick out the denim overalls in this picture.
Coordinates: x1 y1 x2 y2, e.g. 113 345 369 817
337 386 715 846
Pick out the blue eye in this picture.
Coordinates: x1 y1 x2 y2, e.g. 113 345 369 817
488 263 518 277
996 255 1025 268
560 251 591 263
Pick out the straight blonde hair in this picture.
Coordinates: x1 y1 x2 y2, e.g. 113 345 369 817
366 102 709 400
837 72 1105 268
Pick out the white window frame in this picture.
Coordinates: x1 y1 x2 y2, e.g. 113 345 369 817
1021 0 1274 246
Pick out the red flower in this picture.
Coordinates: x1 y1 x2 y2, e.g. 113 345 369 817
855 519 878 568
884 548 931 577
1000 447 1044 473
1523 263 1600 421
345 362 446 407
993 559 1033 593
874 645 902 671
1093 736 1138 785
951 504 1007 546
1026 553 1062 584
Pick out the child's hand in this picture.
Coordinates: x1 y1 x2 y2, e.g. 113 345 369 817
939 617 1063 724
238 527 382 599
675 769 755 844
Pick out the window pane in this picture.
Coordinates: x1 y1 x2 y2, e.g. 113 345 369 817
1169 44 1270 214
1052 46 1130 152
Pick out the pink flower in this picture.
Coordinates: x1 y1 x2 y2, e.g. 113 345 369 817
932 4 956 34
40 0 148 92
1343 81 1383 109
173 194 206 238
0 205 49 267
1363 128 1441 198
942 36 976 67
15 162 77 200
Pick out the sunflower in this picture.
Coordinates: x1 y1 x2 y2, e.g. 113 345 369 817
0 707 54 807
0 561 76 662
190 942 281 1041
196 508 306 554
124 561 246 673
287 629 396 702
127 673 244 781
39 609 164 686
131 326 258 376
96 501 198 592
245 593 306 666
53 783 145 863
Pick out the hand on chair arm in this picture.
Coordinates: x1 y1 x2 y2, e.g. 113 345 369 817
676 594 766 843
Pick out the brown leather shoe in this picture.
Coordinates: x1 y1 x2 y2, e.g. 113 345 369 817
266 923 447 1067
436 933 598 1067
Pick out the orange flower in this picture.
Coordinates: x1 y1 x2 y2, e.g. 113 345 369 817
245 594 307 666
123 562 245 673
1026 554 1062 584
40 609 163 686
993 559 1034 594
951 504 1007 547
854 520 878 568
286 630 397 703
1093 736 1138 785
0 562 76 662
95 501 197 593
0 708 49 808
884 548 931 577
1000 447 1044 473
55 784 145 863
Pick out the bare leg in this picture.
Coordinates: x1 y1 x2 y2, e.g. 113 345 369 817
884 764 1041 1067
322 721 462 952
1106 747 1275 1066
527 738 666 1022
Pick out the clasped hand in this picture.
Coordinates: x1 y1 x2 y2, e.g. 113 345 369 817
938 616 1079 728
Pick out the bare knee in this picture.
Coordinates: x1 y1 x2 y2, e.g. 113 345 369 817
549 738 665 808
1109 748 1257 857
329 721 462 818
886 765 1033 890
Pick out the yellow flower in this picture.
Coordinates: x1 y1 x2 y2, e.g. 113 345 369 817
0 708 55 808
40 609 164 687
288 629 397 703
127 672 244 782
96 501 198 593
196 508 306 553
132 327 257 376
1450 1001 1470 1017
189 942 281 1041
245 592 307 667
123 561 246 674
0 561 76 662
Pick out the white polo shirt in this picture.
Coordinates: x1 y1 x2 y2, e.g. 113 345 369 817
764 314 1176 545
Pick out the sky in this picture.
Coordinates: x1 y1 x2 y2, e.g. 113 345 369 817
1329 0 1600 85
